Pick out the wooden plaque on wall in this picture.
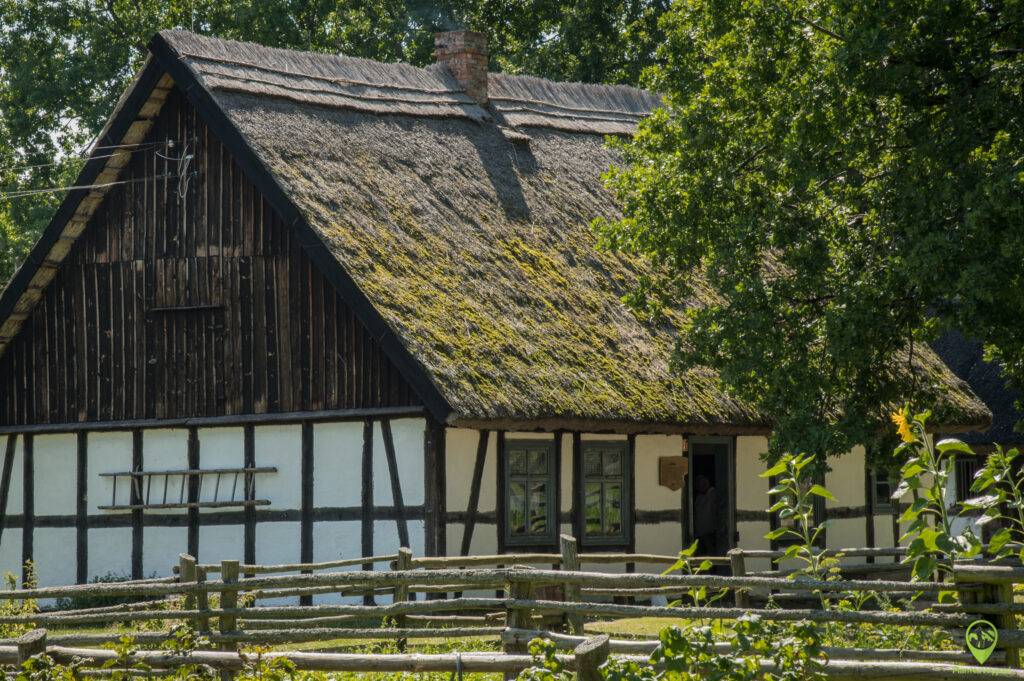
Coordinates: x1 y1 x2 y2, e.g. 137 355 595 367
659 456 688 491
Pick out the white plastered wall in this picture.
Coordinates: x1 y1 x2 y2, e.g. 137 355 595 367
31 434 77 587
88 431 134 579
734 436 772 571
0 435 23 582
142 429 189 577
632 434 683 568
824 446 868 561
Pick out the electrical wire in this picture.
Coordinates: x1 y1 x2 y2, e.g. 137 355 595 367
0 173 180 201
0 140 185 175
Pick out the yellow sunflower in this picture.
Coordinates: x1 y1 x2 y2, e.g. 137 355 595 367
891 409 915 443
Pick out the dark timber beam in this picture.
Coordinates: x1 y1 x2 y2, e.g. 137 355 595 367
0 435 17 551
0 405 425 436
76 432 88 583
571 432 582 541
495 430 507 555
21 434 33 585
299 421 313 606
243 424 256 575
361 419 374 605
423 419 446 557
460 430 489 556
187 427 200 558
131 430 143 579
380 419 409 549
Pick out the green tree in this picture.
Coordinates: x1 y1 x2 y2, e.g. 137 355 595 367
0 0 669 283
598 0 1023 457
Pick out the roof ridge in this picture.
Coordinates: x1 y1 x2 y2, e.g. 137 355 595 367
160 29 659 116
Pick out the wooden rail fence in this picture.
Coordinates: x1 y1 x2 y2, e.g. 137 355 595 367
0 534 1018 679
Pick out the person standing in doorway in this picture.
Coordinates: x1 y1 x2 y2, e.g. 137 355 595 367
693 474 719 555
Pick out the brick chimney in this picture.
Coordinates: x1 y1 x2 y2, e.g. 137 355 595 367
434 31 489 105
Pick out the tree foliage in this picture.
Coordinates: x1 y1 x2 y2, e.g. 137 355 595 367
0 0 669 283
598 0 1024 456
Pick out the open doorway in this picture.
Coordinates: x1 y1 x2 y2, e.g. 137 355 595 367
686 437 736 557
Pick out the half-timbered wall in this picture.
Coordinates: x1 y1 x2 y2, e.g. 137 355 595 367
0 87 420 426
444 431 887 572
0 418 426 599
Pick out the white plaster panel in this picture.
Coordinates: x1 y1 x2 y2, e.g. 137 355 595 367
88 528 133 578
736 437 770 512
873 514 896 549
373 520 425 556
196 428 245 512
825 446 866 508
255 521 301 605
198 524 244 564
33 434 77 516
313 520 361 562
635 435 684 511
507 432 557 441
143 430 189 515
255 425 302 510
375 418 425 506
826 518 867 556
33 528 77 587
5 436 25 515
447 522 498 557
0 528 22 582
737 520 771 552
143 526 188 578
634 522 683 560
256 521 301 565
312 422 361 509
88 432 133 513
445 428 497 513
580 434 627 442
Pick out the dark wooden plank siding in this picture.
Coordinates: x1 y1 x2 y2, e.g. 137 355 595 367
0 87 420 426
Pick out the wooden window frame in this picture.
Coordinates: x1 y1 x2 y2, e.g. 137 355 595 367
869 467 896 513
500 438 558 549
955 455 983 503
578 440 632 548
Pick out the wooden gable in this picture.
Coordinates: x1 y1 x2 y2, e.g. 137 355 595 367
0 87 421 426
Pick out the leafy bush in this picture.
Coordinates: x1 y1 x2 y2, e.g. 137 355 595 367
519 616 826 681
54 571 156 611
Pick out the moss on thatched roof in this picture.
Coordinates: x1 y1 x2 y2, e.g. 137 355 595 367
156 30 989 432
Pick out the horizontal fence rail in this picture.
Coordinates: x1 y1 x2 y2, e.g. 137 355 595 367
0 534 1020 678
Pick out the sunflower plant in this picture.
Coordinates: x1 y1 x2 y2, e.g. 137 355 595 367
961 444 1024 562
890 408 980 581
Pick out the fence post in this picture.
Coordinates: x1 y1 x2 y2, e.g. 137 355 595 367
728 549 750 608
219 559 240 681
179 554 198 630
503 577 533 680
573 634 610 681
195 565 211 632
560 534 584 634
956 568 1019 668
16 628 47 664
991 579 1020 668
394 547 412 651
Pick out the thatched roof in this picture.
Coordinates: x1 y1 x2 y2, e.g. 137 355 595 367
160 30 991 432
933 332 1022 446
0 29 990 433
